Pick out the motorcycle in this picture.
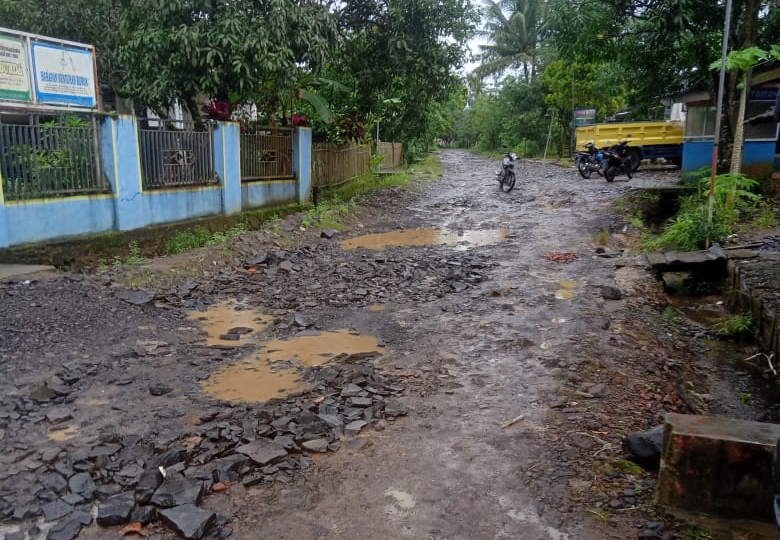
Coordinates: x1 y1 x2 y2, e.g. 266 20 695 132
573 142 603 179
496 151 517 192
601 140 634 182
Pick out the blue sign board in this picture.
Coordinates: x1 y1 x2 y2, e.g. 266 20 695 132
749 87 778 102
31 41 96 107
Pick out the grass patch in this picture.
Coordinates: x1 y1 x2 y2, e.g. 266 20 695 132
165 221 246 254
301 196 358 229
323 154 443 201
685 526 713 539
662 307 681 322
585 508 612 524
593 229 609 245
309 154 445 228
608 458 644 475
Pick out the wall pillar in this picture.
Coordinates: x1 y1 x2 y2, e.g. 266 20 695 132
102 115 147 231
0 182 9 248
214 121 241 214
293 127 312 204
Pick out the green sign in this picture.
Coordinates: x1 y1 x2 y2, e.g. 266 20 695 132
0 34 31 102
573 107 597 127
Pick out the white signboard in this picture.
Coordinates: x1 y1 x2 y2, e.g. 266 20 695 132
0 34 31 102
31 41 96 108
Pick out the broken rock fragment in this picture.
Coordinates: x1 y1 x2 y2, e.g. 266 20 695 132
160 504 216 540
236 439 288 466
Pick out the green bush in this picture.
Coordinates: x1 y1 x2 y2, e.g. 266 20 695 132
646 172 769 251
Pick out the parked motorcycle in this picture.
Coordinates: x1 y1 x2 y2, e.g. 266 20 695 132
601 140 634 182
496 151 517 192
573 141 603 179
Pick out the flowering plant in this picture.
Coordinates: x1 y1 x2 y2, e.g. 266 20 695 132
203 101 231 121
292 112 310 127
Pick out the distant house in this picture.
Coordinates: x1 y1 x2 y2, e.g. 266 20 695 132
674 64 780 182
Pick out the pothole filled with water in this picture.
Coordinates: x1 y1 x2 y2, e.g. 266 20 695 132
187 300 274 346
191 302 385 402
340 228 509 251
554 279 576 300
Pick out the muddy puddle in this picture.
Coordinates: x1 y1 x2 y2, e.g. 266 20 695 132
191 302 385 402
667 292 780 420
666 294 729 327
340 228 508 251
188 301 274 346
554 279 576 300
48 424 79 441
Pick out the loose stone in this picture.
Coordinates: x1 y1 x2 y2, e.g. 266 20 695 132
160 504 216 540
96 491 136 526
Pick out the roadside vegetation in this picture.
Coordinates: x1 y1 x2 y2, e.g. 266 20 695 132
647 173 774 251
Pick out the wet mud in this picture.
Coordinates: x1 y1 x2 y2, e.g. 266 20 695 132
0 151 771 540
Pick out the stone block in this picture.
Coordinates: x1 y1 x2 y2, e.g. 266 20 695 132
658 413 780 522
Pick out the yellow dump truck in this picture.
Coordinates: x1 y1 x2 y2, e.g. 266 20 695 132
575 121 684 169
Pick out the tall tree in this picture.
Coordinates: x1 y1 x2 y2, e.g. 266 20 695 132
335 0 478 156
118 0 338 118
476 0 544 81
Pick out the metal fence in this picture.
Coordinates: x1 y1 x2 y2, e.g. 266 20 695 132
240 128 294 181
138 119 217 189
0 114 107 200
312 142 371 188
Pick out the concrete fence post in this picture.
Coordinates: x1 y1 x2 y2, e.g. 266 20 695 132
0 181 9 248
293 127 312 204
214 121 242 214
103 115 147 231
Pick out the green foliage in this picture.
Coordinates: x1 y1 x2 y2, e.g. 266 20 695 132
645 173 768 251
451 76 554 154
164 222 246 254
126 241 143 264
662 307 680 322
713 313 753 339
110 241 143 268
476 0 544 81
685 526 713 539
336 0 478 154
302 196 358 229
2 115 95 198
709 46 780 72
740 392 752 404
118 0 337 115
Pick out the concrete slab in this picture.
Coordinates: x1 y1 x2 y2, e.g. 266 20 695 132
0 264 57 280
658 412 780 522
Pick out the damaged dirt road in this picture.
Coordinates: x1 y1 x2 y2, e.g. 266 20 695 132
0 150 757 540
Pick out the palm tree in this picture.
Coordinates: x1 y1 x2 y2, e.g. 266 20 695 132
476 0 544 81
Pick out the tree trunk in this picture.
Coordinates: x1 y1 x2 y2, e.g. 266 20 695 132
730 70 751 175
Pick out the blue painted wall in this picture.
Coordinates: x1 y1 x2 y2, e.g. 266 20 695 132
110 116 147 231
742 140 775 179
0 120 313 248
0 191 8 247
4 196 115 246
140 187 224 227
682 140 714 173
683 138 776 178
294 128 312 204
242 180 297 209
215 122 242 214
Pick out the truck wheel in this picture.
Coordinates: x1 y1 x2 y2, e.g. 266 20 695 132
629 148 642 171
